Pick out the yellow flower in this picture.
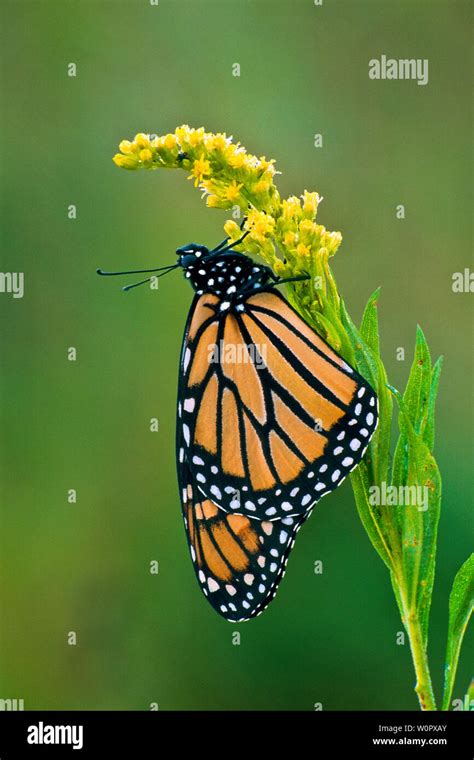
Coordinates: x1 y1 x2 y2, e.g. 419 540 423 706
224 181 244 203
188 127 205 147
200 178 219 196
223 220 241 240
119 140 135 154
246 153 260 169
113 153 138 169
111 126 342 279
206 195 223 208
257 157 276 174
164 133 177 150
302 190 321 219
283 230 296 247
134 133 151 149
189 154 211 186
246 209 275 241
253 179 270 195
205 133 229 152
324 230 343 255
176 125 205 150
226 144 248 169
272 258 287 276
299 219 317 235
282 195 303 224
296 243 311 257
296 219 317 248
175 125 191 144
139 149 153 163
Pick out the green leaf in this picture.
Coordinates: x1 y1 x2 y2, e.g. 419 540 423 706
390 569 406 624
324 262 341 314
390 389 442 646
442 554 474 710
340 299 378 389
359 287 392 484
298 305 344 354
360 286 381 357
350 463 393 571
341 297 393 484
403 326 432 435
370 362 393 485
422 356 443 452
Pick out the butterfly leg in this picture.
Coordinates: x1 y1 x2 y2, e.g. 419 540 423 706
210 217 248 255
212 229 251 255
234 270 311 302
272 274 311 286
210 235 231 253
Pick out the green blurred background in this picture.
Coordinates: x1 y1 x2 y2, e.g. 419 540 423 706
0 0 472 710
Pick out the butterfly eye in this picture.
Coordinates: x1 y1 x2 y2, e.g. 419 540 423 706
179 253 197 268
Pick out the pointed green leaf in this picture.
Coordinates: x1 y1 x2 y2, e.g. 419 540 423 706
442 554 474 710
390 569 406 623
360 286 381 357
391 390 442 646
340 299 378 388
422 356 443 452
391 431 408 500
324 262 341 313
370 362 393 485
350 463 393 571
403 326 432 435
341 297 393 484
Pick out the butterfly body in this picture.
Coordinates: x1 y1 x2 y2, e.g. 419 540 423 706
176 242 275 306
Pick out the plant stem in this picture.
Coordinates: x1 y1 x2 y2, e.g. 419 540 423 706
400 593 437 710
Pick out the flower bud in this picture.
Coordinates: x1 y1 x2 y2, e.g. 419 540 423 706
113 153 138 169
134 133 150 149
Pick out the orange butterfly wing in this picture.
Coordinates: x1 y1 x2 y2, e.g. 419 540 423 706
178 455 308 621
177 290 378 520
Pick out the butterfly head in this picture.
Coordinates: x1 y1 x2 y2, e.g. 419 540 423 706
176 243 210 269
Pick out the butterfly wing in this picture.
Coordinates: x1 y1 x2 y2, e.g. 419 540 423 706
177 289 378 521
178 454 308 621
176 292 310 620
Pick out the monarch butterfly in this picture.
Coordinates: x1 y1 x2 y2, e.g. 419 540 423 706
98 228 378 622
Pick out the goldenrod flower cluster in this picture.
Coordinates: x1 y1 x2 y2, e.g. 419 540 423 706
113 125 344 345
113 126 279 215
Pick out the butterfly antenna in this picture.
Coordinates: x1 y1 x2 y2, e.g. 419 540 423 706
122 265 178 292
96 263 176 276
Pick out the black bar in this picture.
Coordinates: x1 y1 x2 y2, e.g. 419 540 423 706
0 710 471 757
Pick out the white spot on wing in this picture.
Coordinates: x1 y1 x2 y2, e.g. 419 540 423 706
183 347 191 372
183 424 190 446
184 398 195 413
210 485 222 500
